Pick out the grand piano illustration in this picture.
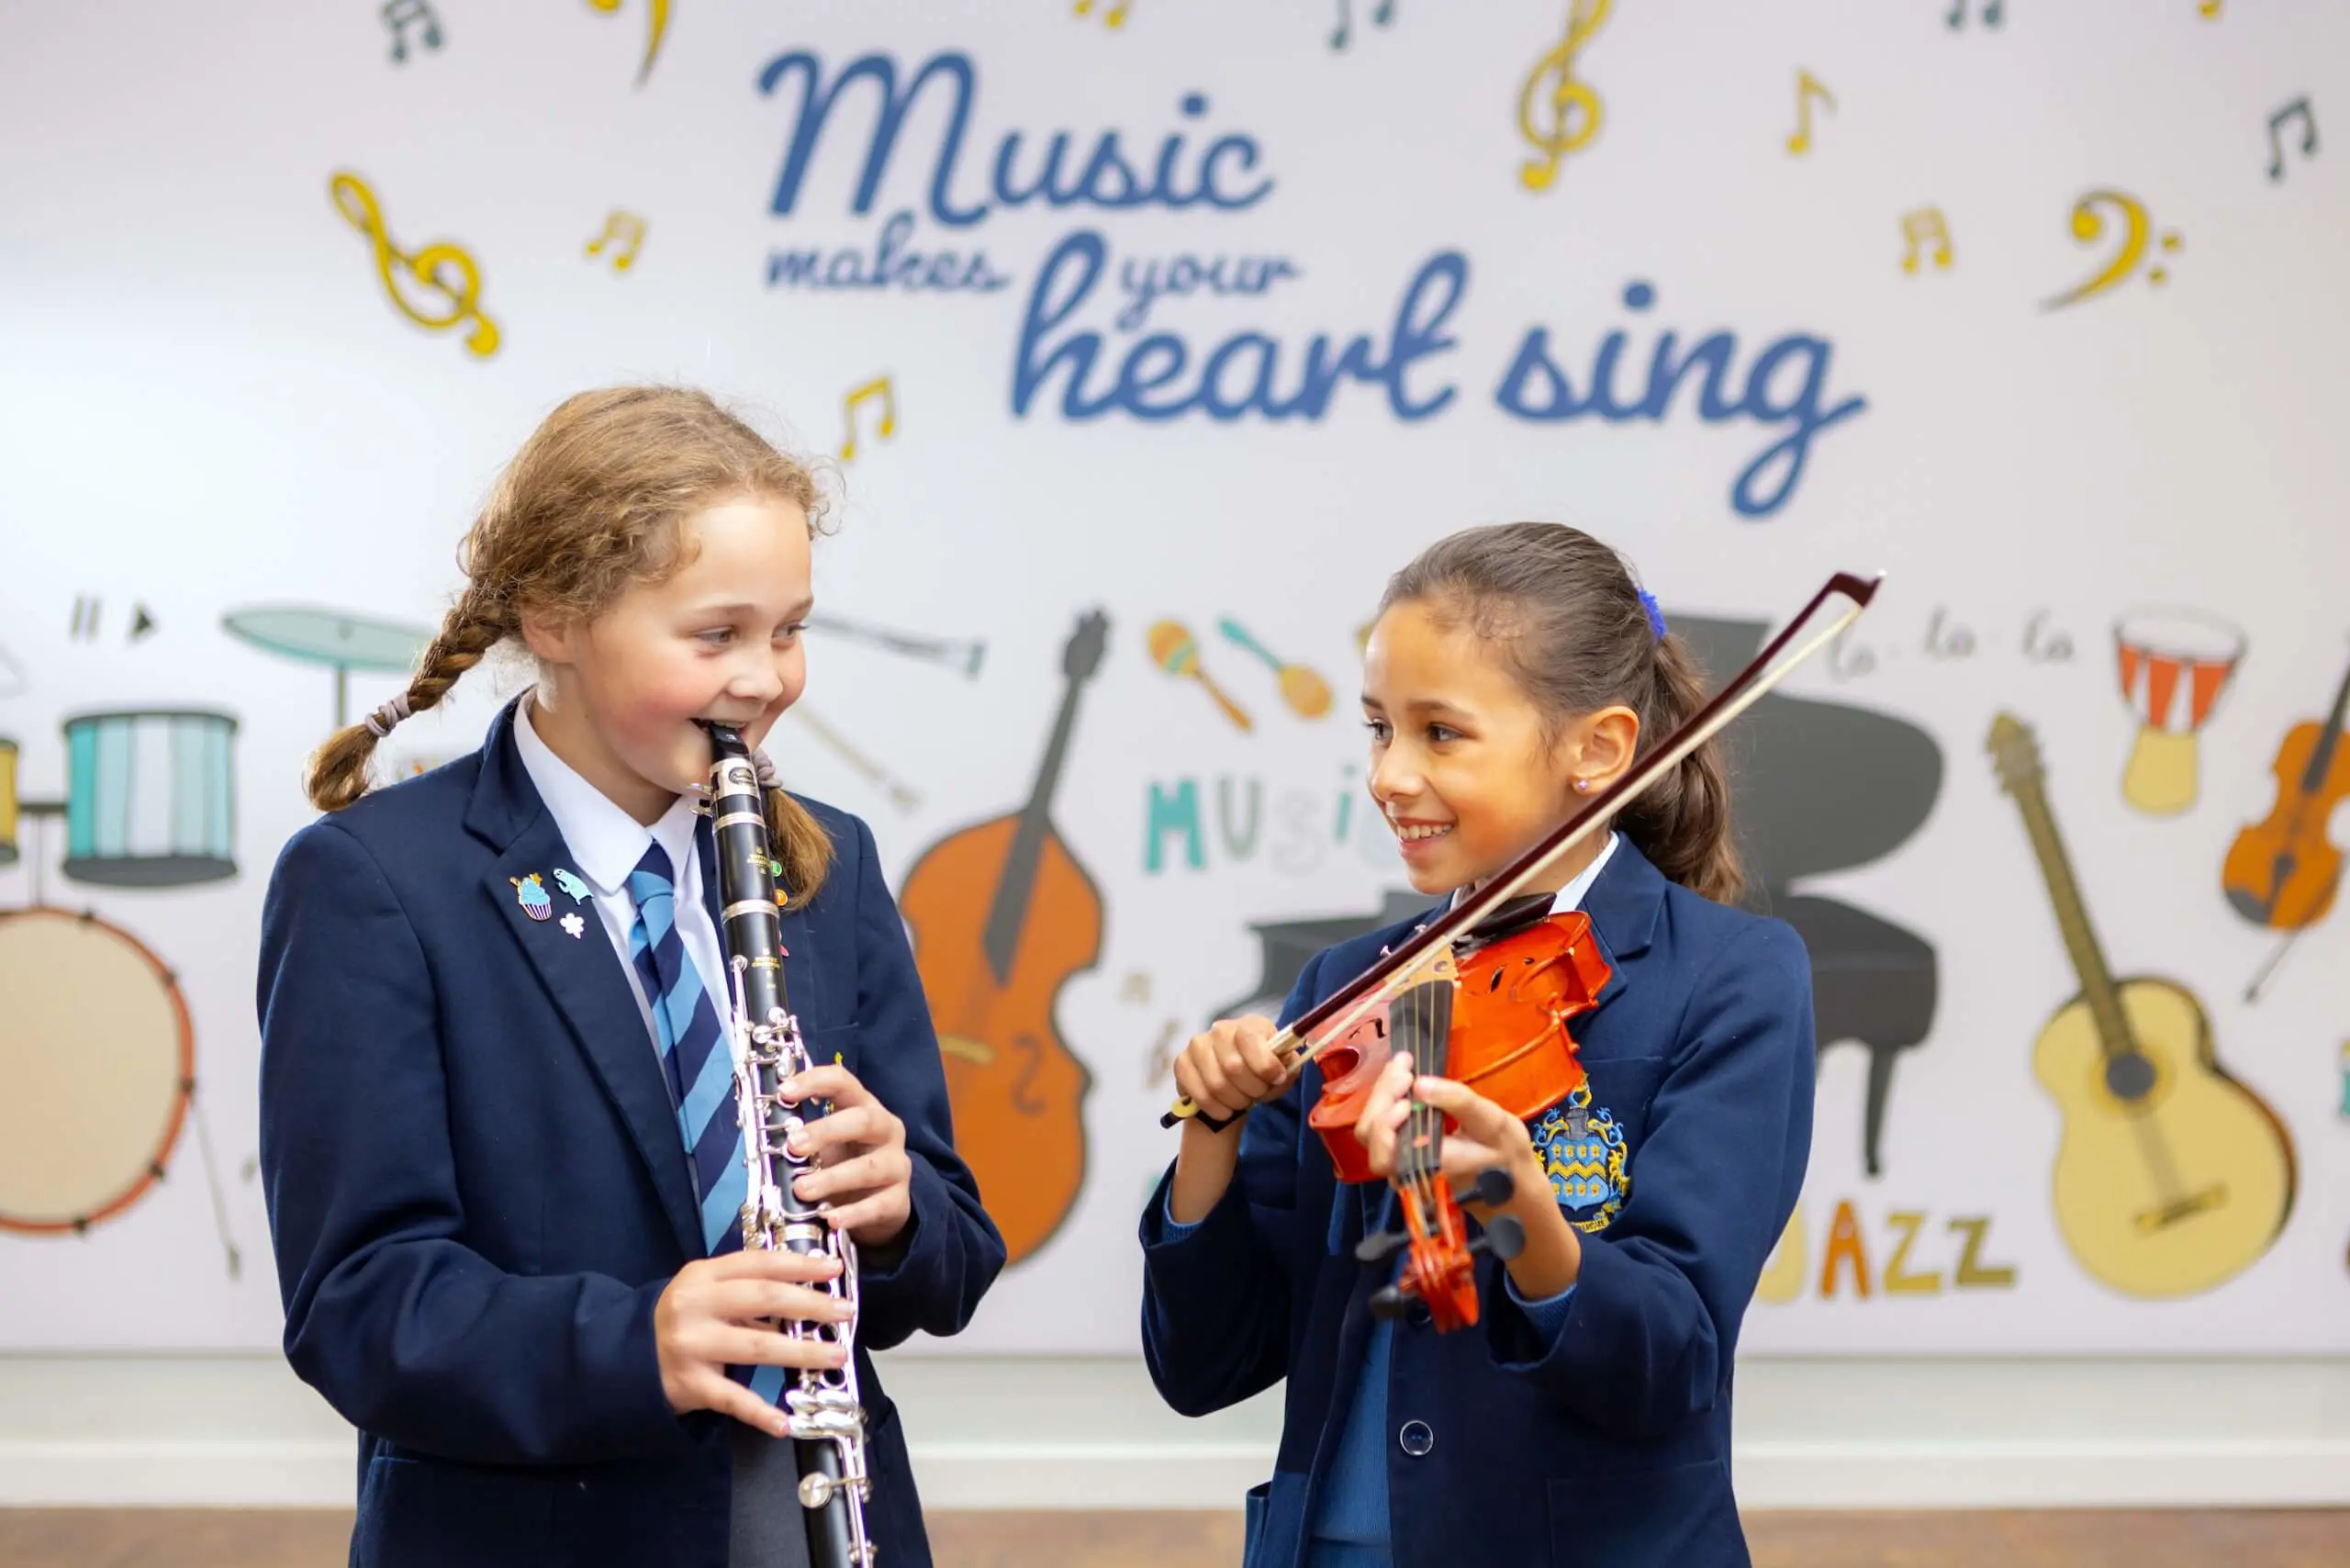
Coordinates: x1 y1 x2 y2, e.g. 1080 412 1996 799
1674 614 1942 1179
1207 612 1942 1179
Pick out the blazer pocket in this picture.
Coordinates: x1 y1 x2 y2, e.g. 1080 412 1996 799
1545 1461 1744 1565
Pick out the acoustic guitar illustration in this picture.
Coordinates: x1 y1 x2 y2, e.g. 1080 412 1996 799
1986 713 2295 1299
901 611 1107 1266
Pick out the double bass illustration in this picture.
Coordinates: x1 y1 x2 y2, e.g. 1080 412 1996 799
901 612 1107 1266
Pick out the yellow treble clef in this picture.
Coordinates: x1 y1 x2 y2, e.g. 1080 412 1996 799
1516 0 1613 193
329 172 500 359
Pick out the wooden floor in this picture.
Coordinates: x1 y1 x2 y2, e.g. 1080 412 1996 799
0 1508 2345 1567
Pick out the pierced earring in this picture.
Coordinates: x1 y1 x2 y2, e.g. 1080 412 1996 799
1573 778 1592 792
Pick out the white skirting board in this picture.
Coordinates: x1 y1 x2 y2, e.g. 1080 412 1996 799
1 1355 2345 1511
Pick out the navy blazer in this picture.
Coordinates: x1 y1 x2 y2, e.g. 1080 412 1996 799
258 700 1004 1568
1139 840 1815 1568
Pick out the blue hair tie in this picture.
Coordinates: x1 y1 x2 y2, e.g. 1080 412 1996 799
1637 588 1667 643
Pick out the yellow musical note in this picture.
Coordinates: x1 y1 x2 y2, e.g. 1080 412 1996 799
2199 0 2221 17
2041 189 2181 311
1516 0 1612 193
1786 70 1835 156
584 0 669 86
1073 0 1133 27
1898 207 1954 273
585 210 647 272
840 376 898 463
329 171 499 358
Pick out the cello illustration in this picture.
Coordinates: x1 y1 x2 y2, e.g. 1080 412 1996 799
2224 648 2350 1002
1672 614 1943 1179
901 611 1108 1266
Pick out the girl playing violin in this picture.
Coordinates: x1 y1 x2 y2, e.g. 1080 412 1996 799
1140 521 1816 1568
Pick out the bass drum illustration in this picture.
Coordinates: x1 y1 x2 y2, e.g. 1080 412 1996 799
0 906 194 1234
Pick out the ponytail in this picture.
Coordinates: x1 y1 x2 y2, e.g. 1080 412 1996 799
305 585 512 812
1617 632 1743 904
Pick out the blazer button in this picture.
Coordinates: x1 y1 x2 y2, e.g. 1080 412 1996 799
1397 1419 1435 1457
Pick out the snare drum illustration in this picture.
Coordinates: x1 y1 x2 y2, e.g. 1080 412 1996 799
0 906 193 1235
0 737 17 868
2113 610 2244 816
60 709 239 887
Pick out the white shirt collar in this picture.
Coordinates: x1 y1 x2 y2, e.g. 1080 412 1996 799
1447 831 1620 917
512 692 703 895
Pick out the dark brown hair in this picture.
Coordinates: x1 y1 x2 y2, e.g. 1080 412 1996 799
1379 520 1743 903
306 386 836 903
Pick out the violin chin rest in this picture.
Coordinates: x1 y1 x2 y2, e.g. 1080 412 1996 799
1475 1215 1527 1263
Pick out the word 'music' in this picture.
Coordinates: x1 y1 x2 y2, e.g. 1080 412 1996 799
759 51 1272 226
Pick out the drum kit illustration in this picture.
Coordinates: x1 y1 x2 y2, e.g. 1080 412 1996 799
0 705 240 1267
0 604 449 1255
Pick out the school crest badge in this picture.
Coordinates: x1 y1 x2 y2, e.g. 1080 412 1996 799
1530 1081 1628 1233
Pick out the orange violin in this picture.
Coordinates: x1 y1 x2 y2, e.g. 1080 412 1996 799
1309 896 1614 1333
2224 653 2350 932
2224 650 2349 1002
1305 896 1613 1185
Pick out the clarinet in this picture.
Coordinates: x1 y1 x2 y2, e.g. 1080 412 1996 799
702 722 875 1568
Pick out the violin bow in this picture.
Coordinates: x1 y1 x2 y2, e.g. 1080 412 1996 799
1163 568 1883 1131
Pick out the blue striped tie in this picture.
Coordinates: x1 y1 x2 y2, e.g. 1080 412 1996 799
625 842 750 1260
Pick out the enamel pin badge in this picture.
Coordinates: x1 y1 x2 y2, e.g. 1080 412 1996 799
552 868 591 904
510 873 553 922
560 913 586 939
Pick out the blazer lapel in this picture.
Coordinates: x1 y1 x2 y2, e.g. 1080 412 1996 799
1576 836 1670 1024
468 703 703 1260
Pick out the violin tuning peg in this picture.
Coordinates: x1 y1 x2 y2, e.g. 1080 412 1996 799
1472 1167 1516 1208
1473 1215 1527 1263
1368 1285 1414 1321
1355 1229 1408 1265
